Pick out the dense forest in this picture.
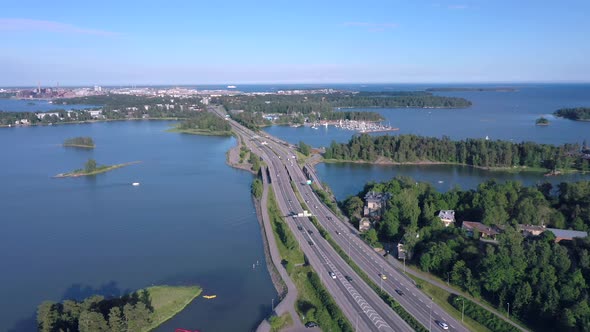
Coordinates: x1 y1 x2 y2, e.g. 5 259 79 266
425 87 517 92
37 290 153 332
177 111 231 133
554 108 590 121
217 91 471 116
324 134 590 172
342 177 590 331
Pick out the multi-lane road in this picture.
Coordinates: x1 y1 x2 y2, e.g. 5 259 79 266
212 106 468 332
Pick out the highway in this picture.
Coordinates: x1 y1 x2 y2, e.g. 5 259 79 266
256 132 470 332
212 106 468 332
213 107 413 332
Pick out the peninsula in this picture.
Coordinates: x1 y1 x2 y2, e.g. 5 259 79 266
63 136 95 149
554 107 590 121
54 159 140 178
37 285 201 332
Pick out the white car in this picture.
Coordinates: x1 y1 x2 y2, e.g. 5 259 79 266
436 321 449 330
329 271 337 279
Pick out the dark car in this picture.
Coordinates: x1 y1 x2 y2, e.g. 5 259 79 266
395 289 404 296
308 241 314 246
307 229 313 235
305 321 319 328
297 225 303 230
345 275 353 282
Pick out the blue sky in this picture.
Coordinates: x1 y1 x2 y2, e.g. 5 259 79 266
1 0 589 85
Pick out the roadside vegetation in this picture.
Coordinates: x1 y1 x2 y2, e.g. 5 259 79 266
63 136 95 149
267 188 353 331
268 313 293 332
449 295 519 332
37 285 201 332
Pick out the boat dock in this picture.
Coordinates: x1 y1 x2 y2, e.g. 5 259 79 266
306 120 398 133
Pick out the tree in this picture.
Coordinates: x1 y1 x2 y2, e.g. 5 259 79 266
343 196 363 218
108 307 126 332
79 311 109 332
85 158 97 173
363 229 379 246
37 301 58 332
299 141 311 156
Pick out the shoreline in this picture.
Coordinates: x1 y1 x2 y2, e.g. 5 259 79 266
1 117 181 129
54 161 141 178
166 126 232 137
62 144 95 149
319 157 587 175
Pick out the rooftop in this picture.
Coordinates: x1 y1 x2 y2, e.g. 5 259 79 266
462 221 500 236
546 228 588 240
438 210 455 220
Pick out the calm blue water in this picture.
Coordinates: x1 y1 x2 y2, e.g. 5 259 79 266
0 99 98 112
0 121 276 332
265 84 590 147
317 163 590 201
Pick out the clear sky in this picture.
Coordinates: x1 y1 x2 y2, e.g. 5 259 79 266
1 0 589 86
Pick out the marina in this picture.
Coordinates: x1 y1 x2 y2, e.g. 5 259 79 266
307 119 399 133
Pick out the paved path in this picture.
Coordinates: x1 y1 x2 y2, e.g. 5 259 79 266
256 166 304 332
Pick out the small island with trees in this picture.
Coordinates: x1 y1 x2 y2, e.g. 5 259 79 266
554 107 590 121
535 117 550 126
54 158 140 178
169 112 232 136
63 136 95 149
37 285 201 332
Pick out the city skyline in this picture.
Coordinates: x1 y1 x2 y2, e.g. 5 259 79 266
1 0 589 85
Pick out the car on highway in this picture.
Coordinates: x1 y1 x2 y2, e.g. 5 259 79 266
305 321 318 328
379 273 387 280
329 271 336 279
327 216 332 221
336 231 340 235
345 275 352 282
395 289 404 296
308 240 314 246
297 226 303 230
436 321 449 330
307 229 313 235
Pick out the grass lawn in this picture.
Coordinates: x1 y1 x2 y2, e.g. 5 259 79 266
144 285 202 331
166 126 232 136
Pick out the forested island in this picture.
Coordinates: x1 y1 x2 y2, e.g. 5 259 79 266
169 111 232 136
535 117 550 126
218 91 471 113
341 177 590 331
426 87 517 92
554 107 590 121
324 134 590 172
55 159 140 178
63 136 95 149
37 285 201 332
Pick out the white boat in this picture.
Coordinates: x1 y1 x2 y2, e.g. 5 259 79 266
132 182 140 186
227 85 237 89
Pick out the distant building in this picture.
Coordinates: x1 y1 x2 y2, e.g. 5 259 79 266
359 217 371 232
438 210 455 227
363 191 391 217
462 221 500 240
88 110 103 119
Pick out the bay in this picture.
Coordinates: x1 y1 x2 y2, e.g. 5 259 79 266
0 121 276 332
316 163 590 201
0 98 98 112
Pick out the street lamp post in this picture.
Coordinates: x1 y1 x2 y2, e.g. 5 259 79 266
403 256 406 273
447 272 450 286
507 302 510 318
272 298 274 312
